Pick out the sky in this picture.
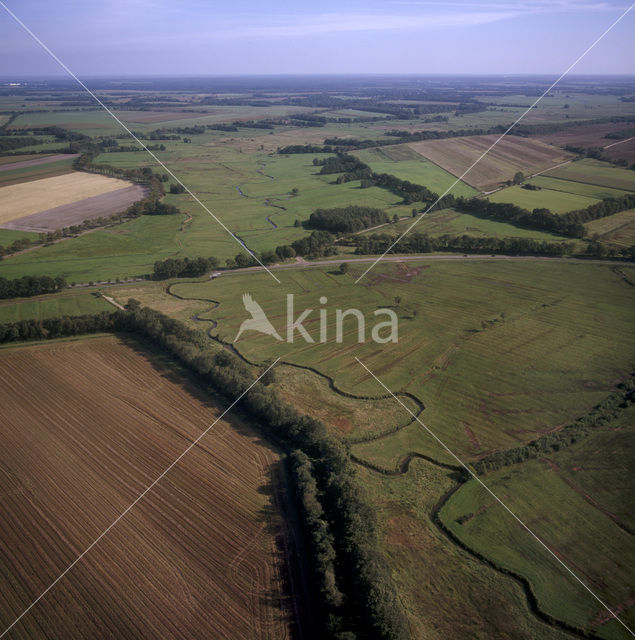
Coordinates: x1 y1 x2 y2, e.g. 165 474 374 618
0 0 633 77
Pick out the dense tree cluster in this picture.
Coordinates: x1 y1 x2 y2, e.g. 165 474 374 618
0 275 66 299
153 256 219 279
314 154 371 177
473 384 633 475
287 230 336 257
0 136 45 152
306 206 389 233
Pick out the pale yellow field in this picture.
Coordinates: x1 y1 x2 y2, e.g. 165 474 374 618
0 172 133 223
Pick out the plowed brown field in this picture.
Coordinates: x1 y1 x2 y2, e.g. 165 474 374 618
0 336 293 639
408 135 572 191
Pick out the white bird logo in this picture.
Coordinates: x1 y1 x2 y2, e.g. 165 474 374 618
234 293 283 342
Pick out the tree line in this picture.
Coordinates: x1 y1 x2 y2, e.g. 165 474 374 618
314 153 440 205
0 275 66 299
153 256 219 279
0 307 409 639
472 382 633 475
354 232 576 257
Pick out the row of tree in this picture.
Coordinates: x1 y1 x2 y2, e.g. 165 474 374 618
153 256 219 279
456 197 585 237
472 383 633 475
354 232 576 257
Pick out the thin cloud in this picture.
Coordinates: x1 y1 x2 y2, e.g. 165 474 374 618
218 11 524 39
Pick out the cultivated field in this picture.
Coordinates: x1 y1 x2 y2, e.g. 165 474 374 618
0 337 294 639
487 184 599 213
2 184 148 232
353 146 478 197
544 158 635 192
0 154 79 173
533 122 635 148
0 156 77 189
408 135 573 191
0 172 137 226
585 209 635 247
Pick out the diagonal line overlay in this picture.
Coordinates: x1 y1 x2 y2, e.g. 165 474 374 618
354 3 635 283
0 1 281 283
354 356 635 636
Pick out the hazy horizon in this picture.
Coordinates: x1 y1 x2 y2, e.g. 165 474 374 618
1 0 633 77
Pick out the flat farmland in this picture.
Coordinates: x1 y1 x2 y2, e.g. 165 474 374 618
2 184 148 232
408 135 573 191
544 158 635 192
0 291 110 323
603 138 635 164
440 407 635 638
0 172 142 230
169 260 635 462
585 209 635 247
527 175 632 200
533 123 635 148
487 184 599 213
0 156 77 188
0 154 79 173
0 336 293 639
353 146 478 197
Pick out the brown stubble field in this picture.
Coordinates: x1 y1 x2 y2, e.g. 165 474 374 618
408 135 573 190
0 336 294 639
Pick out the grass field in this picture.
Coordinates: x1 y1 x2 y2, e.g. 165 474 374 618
0 172 135 224
0 228 39 249
0 291 110 323
487 184 599 213
165 259 635 462
408 135 572 191
585 209 635 247
0 336 293 638
544 158 635 192
0 215 189 282
356 461 572 640
528 175 633 200
440 406 635 639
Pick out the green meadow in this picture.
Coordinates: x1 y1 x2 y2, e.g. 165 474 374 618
0 290 110 323
440 406 635 639
487 184 599 213
170 259 635 461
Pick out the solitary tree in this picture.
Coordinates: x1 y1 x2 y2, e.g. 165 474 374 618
339 263 349 274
